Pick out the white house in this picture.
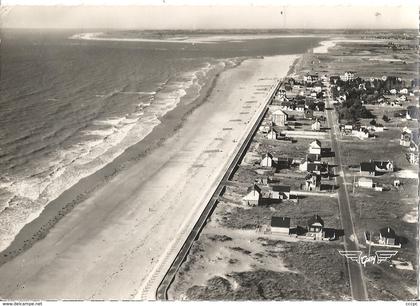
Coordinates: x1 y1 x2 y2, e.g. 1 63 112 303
358 177 373 189
311 120 321 131
390 89 397 95
266 129 278 140
271 216 290 234
340 71 356 82
260 153 274 167
379 227 398 246
242 185 262 206
272 110 288 127
309 139 322 155
399 88 408 94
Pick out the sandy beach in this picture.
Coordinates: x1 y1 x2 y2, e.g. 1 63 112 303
0 54 296 300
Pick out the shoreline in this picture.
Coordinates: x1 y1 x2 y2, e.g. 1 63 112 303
0 58 232 265
70 32 327 44
0 53 298 299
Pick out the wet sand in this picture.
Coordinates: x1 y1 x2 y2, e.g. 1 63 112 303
0 54 297 300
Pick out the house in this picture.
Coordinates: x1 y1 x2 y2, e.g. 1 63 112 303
374 160 394 173
400 131 412 147
276 157 291 170
303 73 319 84
277 89 287 100
340 71 356 82
330 75 340 84
408 152 419 165
389 88 397 95
360 162 376 176
311 120 321 131
280 101 294 111
271 216 290 234
352 128 370 140
399 88 408 94
304 108 314 119
307 215 324 240
267 129 278 140
379 227 397 246
260 153 274 167
397 95 407 103
309 139 322 155
360 160 394 176
272 109 288 126
358 177 373 189
304 173 321 191
406 106 418 120
295 105 305 112
268 185 291 200
242 185 261 206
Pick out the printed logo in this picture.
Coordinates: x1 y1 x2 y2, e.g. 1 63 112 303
339 250 398 267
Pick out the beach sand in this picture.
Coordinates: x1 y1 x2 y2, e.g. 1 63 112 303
0 54 297 300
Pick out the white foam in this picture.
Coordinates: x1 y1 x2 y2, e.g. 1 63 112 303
0 60 224 252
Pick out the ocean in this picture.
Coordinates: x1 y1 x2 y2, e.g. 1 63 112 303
0 29 322 251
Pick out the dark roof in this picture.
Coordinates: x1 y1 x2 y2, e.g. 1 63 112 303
307 215 324 227
263 152 273 159
271 216 291 228
307 154 321 162
305 173 321 181
373 160 393 170
307 162 327 172
247 184 261 193
380 227 396 239
360 161 375 172
269 185 291 193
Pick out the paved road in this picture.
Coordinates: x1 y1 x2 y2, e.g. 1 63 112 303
325 87 368 300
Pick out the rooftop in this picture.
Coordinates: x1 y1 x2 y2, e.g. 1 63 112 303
271 216 291 228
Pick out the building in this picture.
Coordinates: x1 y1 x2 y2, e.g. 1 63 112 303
268 185 291 200
260 153 274 168
307 215 324 240
352 128 370 140
242 185 262 206
379 227 397 246
276 157 291 170
358 177 374 189
300 161 328 175
340 71 356 82
309 139 322 155
360 160 394 176
272 109 288 127
406 106 419 120
271 216 291 234
304 108 314 119
360 162 376 176
266 129 278 140
400 131 412 147
303 73 319 84
304 173 321 191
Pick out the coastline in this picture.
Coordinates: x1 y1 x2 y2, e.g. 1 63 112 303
0 58 232 264
0 53 298 299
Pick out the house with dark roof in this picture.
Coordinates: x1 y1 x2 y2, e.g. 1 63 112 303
304 173 321 191
360 161 376 176
360 160 393 176
379 227 398 246
260 153 274 168
242 184 261 207
268 184 291 200
271 216 291 234
307 215 324 240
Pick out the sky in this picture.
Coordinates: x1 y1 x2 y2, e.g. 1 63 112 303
1 1 418 29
